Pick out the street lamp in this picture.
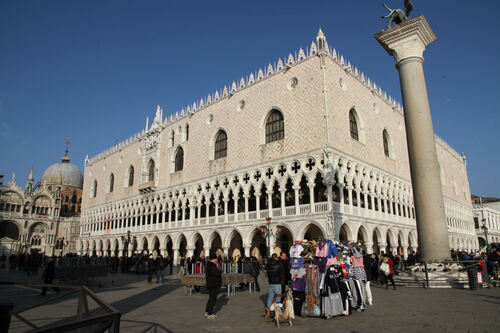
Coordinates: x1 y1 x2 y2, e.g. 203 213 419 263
121 231 136 257
259 217 281 258
481 219 490 253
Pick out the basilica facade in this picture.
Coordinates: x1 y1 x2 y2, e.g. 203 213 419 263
79 30 477 263
0 148 83 256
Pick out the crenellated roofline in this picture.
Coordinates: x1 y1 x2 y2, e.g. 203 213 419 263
86 30 411 166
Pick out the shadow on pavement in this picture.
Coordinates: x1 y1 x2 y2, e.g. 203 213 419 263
214 294 229 313
121 319 174 333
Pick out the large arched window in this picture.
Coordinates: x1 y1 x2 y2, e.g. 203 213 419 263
147 159 155 181
349 109 359 141
265 109 284 143
175 147 184 172
214 130 227 159
127 166 134 187
383 129 390 157
92 180 97 198
109 173 114 193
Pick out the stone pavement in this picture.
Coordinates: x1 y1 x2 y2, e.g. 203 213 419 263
1 268 499 333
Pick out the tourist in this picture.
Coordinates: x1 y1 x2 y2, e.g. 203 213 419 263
250 256 261 292
280 252 291 292
379 256 396 290
178 256 185 275
40 258 59 296
205 254 222 320
407 251 416 267
363 252 375 305
266 253 285 308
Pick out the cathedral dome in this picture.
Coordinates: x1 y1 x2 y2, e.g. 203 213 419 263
41 151 83 188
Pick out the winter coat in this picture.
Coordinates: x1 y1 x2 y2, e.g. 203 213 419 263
267 259 284 285
206 261 222 289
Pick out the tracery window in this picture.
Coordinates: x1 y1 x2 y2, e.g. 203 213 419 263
349 109 359 141
383 130 390 157
92 180 98 198
265 109 284 144
109 173 114 192
148 159 155 182
214 130 227 159
175 147 184 172
128 166 134 187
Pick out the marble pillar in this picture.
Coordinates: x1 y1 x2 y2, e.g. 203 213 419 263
375 16 450 262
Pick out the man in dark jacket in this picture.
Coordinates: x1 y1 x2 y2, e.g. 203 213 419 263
205 254 222 319
250 256 261 292
40 258 59 296
266 253 285 308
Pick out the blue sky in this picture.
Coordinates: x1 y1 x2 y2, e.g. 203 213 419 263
1 0 499 197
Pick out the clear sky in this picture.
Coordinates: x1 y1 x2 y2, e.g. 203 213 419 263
1 0 499 197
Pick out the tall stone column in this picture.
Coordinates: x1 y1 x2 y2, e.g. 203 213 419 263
375 15 450 261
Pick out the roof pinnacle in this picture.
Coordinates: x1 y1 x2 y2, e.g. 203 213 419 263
62 137 71 163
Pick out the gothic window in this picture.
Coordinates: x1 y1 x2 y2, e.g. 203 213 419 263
175 147 184 172
349 109 359 141
383 130 390 157
128 166 134 187
265 109 284 144
185 124 189 141
147 159 155 182
170 130 175 147
214 130 227 159
92 180 97 198
109 173 114 192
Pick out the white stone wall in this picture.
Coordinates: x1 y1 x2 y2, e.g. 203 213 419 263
79 37 477 259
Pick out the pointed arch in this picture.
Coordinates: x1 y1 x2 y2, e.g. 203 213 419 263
127 165 135 187
108 173 114 193
349 108 364 143
214 129 228 160
262 108 284 144
147 159 155 182
173 146 184 172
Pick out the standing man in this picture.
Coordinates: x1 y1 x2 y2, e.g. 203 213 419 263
40 258 59 296
205 254 222 319
279 252 291 293
266 253 284 308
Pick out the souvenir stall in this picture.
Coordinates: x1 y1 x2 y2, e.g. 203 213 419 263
288 239 368 319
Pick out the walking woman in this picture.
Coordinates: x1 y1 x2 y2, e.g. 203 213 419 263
205 254 222 319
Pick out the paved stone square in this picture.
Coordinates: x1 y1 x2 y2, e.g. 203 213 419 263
1 269 499 333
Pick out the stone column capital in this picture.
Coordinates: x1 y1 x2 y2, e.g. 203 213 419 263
374 15 436 63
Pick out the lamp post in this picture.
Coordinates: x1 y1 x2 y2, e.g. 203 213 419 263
259 217 281 258
121 231 136 257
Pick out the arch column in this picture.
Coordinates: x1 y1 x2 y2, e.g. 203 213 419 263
197 203 202 225
339 183 345 213
189 203 196 226
244 244 251 257
214 199 220 223
223 197 229 223
364 241 374 255
293 185 300 215
255 191 261 217
308 183 315 213
223 247 229 258
186 246 194 259
267 189 273 217
244 194 249 220
173 247 179 266
346 185 353 213
280 184 286 216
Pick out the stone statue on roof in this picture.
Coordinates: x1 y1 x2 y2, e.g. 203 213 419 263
381 0 414 29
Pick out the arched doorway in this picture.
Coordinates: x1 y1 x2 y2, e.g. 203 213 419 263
251 229 267 259
178 235 187 258
29 222 46 253
357 225 369 252
339 224 351 244
142 238 149 255
193 234 204 259
303 223 324 241
229 230 243 261
165 236 173 258
373 228 381 255
210 232 223 258
152 237 160 257
275 226 293 256
0 221 20 255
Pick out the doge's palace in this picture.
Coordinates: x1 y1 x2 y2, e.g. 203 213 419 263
79 30 477 263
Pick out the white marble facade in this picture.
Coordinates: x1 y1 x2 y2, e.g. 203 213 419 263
79 31 477 263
